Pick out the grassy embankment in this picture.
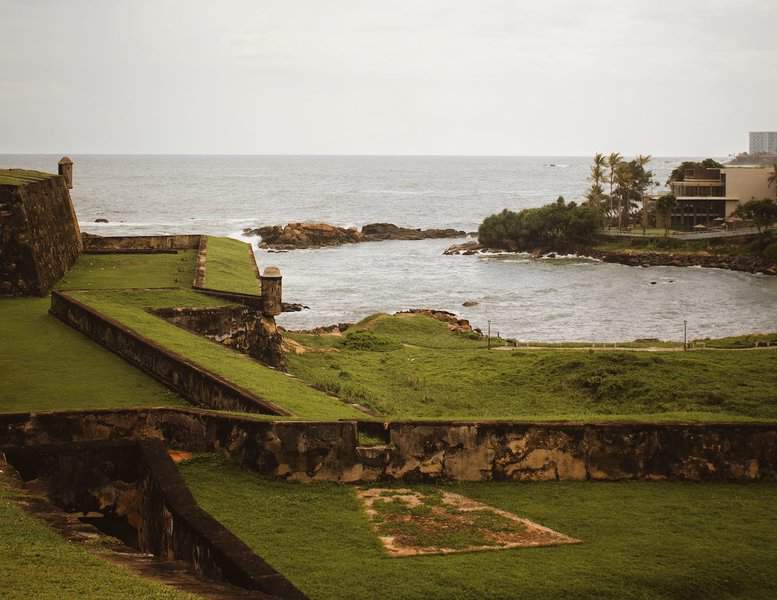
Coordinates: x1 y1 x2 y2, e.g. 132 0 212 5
202 236 261 295
180 454 777 600
287 313 777 421
0 477 199 600
0 249 197 413
53 237 361 419
68 288 361 419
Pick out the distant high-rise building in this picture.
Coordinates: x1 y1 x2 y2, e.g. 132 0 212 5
749 131 777 154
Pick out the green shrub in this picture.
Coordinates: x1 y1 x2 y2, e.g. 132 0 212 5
478 197 600 250
340 331 401 352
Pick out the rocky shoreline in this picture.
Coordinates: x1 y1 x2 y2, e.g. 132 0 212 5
443 241 777 276
244 222 469 250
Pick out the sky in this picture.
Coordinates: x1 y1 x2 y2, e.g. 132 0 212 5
1 0 776 156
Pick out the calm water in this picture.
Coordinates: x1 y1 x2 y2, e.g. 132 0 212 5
4 154 776 341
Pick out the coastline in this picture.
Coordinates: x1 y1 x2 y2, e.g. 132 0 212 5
443 241 777 276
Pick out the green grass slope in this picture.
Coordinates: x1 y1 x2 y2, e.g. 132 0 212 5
203 237 260 295
0 298 185 413
180 455 777 600
288 314 777 421
67 289 363 420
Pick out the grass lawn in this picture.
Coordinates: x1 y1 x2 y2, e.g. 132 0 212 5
203 236 261 295
66 289 363 420
287 314 777 421
0 477 199 600
57 251 197 290
180 454 777 600
591 233 769 257
0 297 184 413
0 169 55 186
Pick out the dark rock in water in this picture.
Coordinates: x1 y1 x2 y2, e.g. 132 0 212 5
244 222 467 249
650 281 657 285
462 300 479 307
362 222 466 241
94 218 109 223
281 302 309 312
443 241 484 255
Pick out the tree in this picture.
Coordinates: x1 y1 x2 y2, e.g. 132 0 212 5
656 194 677 236
614 155 653 231
768 163 777 202
585 153 607 210
478 198 601 251
735 198 777 234
666 158 723 186
606 152 623 225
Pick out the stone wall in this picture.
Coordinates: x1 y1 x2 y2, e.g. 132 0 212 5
153 305 286 369
1 408 776 482
0 174 81 295
81 234 202 252
2 440 307 599
49 291 290 416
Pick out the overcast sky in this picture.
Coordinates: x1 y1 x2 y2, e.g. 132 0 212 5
2 0 776 156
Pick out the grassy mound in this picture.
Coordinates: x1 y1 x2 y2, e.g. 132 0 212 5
288 314 777 421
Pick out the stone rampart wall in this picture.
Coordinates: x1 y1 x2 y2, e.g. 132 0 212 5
2 440 307 599
49 292 289 416
1 408 775 482
81 234 202 252
0 175 81 295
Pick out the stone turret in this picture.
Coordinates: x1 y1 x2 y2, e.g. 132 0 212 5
260 266 282 316
58 156 73 189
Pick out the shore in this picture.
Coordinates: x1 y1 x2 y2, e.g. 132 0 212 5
443 241 777 276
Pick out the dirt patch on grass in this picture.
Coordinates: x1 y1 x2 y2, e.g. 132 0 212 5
358 488 581 557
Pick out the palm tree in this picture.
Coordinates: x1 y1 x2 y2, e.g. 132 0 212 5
586 153 607 209
769 163 777 202
606 152 623 226
614 162 633 231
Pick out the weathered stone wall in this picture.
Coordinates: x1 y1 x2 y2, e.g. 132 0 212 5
1 409 775 482
81 234 202 252
49 291 290 416
2 440 307 599
152 305 286 369
0 175 81 295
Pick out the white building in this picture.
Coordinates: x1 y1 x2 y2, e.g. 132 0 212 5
749 131 777 154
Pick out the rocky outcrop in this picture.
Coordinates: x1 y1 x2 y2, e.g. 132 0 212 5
397 308 482 335
360 222 467 241
444 240 485 255
244 222 467 250
591 250 777 275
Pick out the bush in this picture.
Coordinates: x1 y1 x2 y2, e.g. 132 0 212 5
339 331 400 352
478 197 600 251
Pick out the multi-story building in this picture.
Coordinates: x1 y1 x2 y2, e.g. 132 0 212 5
749 131 777 154
664 165 775 230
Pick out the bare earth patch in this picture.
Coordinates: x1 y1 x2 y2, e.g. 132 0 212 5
358 488 581 557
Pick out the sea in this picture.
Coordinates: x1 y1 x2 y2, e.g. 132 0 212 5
4 154 776 342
